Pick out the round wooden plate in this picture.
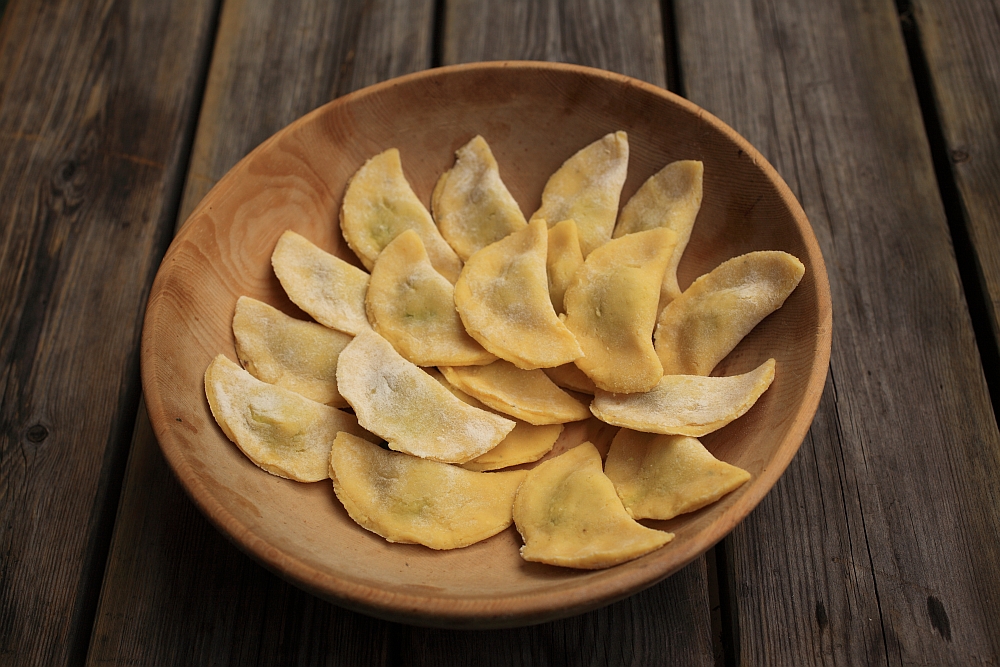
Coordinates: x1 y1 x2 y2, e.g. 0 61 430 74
141 62 832 628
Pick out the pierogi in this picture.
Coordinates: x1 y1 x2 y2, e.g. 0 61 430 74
366 230 495 367
204 354 372 482
513 442 673 569
613 160 704 308
337 330 514 463
330 432 527 549
432 135 527 261
233 296 352 407
341 148 463 281
271 230 371 336
454 219 583 369
604 430 750 520
590 359 776 436
529 131 629 256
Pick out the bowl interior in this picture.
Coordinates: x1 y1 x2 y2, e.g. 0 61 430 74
142 62 831 628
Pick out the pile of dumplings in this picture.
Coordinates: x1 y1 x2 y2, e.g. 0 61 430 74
204 132 805 570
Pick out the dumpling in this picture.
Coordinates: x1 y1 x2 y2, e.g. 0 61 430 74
336 330 514 463
512 442 673 569
340 148 463 282
613 160 704 307
330 432 527 549
431 135 527 261
204 354 372 482
654 251 804 375
428 369 563 472
546 219 585 314
454 219 583 369
529 132 629 256
271 230 371 336
543 363 597 394
366 230 495 366
590 359 776 436
604 430 750 520
562 228 678 394
440 361 590 426
233 296 352 407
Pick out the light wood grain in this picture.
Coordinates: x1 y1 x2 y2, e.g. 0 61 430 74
0 0 218 664
139 62 830 628
675 0 1000 663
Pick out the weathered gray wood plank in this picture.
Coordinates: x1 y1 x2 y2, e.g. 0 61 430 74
442 0 666 87
86 0 436 664
909 0 1000 368
675 0 1000 663
0 0 219 664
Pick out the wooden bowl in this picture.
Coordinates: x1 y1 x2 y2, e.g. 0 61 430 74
141 61 832 628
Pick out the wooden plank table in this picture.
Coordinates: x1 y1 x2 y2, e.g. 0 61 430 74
1 0 997 664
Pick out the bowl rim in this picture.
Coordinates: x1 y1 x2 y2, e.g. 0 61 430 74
142 60 833 628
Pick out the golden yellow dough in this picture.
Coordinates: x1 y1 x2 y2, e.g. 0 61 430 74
604 430 750 520
590 359 776 436
546 219 585 314
613 160 704 307
440 361 590 426
204 354 372 482
529 131 629 256
271 230 371 336
233 296 353 407
563 228 679 394
336 330 514 463
330 432 527 550
512 442 673 569
426 369 563 472
366 230 495 367
454 219 583 369
340 148 463 282
543 363 597 394
654 251 804 375
432 135 527 261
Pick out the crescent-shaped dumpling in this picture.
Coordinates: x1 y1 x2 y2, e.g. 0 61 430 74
336 330 514 463
330 432 527 550
590 358 776 436
529 132 629 257
563 228 679 394
654 251 804 375
204 354 373 482
454 219 583 369
366 230 495 367
512 442 673 569
546 219 584 314
440 361 590 426
604 430 750 520
431 135 527 261
271 230 371 336
233 296 353 407
340 148 463 282
427 369 563 472
613 160 704 307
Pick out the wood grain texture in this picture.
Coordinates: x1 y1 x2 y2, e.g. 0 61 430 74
675 0 1000 663
442 0 666 87
0 0 218 664
910 0 1000 355
87 0 435 663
